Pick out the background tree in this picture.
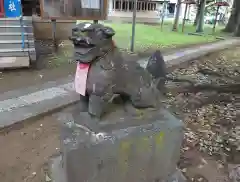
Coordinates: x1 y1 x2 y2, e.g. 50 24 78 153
196 0 207 32
194 0 202 25
172 0 182 31
223 0 237 32
221 0 240 36
233 0 240 36
194 0 219 26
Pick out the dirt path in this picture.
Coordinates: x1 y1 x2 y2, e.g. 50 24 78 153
0 114 60 182
0 63 75 93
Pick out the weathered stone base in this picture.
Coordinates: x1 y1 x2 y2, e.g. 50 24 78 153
47 155 66 182
48 155 186 182
54 104 185 182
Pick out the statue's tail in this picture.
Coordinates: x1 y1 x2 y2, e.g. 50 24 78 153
146 50 167 79
146 50 167 91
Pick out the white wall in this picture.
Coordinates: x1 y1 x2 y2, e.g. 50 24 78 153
169 0 178 3
173 3 196 21
108 0 113 13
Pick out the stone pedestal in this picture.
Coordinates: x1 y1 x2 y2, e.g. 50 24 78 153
49 104 186 182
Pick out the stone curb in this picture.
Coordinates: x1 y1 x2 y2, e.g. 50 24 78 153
165 39 240 72
0 39 240 131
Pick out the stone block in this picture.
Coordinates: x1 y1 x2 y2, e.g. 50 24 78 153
56 104 184 182
0 57 30 68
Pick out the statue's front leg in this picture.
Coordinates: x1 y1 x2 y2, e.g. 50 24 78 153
79 95 89 111
72 95 89 125
156 78 167 92
88 88 115 119
88 94 107 119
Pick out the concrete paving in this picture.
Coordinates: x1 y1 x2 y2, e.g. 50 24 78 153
0 39 239 128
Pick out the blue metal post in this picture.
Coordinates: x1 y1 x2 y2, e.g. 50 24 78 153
161 0 169 30
130 0 137 52
20 14 25 49
19 1 24 49
51 19 57 51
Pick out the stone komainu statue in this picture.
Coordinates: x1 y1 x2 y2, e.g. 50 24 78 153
54 23 185 182
70 22 167 119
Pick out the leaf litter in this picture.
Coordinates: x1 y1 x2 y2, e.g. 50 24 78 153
163 48 240 182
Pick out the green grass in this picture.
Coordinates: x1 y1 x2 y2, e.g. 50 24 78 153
76 20 228 51
170 23 228 36
103 22 219 51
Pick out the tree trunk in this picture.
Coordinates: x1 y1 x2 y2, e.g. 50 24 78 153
172 0 181 31
234 0 240 36
193 0 201 26
196 0 206 33
223 0 237 33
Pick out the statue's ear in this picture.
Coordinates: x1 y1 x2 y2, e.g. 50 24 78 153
75 22 94 32
102 26 115 38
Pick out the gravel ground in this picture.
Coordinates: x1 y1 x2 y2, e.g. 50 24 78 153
163 48 240 182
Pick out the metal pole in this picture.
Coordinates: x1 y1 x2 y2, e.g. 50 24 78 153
51 19 57 52
182 3 188 32
19 5 25 49
212 5 220 34
161 0 168 31
130 0 137 52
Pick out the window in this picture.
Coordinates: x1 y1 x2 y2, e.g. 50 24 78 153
113 0 157 11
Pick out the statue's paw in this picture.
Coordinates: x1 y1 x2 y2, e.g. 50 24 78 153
130 86 160 109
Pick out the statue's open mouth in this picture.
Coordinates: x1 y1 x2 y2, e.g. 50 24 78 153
69 36 95 47
69 22 116 64
69 36 98 63
73 47 100 63
74 41 94 48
